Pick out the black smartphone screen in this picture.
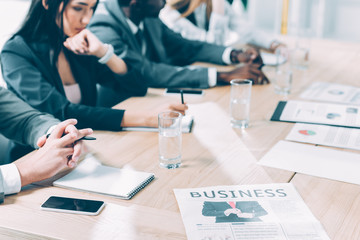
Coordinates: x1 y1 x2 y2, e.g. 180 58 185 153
166 88 203 95
41 196 104 214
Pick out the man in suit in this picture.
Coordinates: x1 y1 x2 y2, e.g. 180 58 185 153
202 201 268 222
89 0 268 89
0 87 92 204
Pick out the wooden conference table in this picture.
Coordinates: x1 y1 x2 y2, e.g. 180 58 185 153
1 38 360 239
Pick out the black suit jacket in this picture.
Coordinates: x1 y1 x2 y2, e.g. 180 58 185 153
202 201 268 223
89 0 228 89
1 35 146 161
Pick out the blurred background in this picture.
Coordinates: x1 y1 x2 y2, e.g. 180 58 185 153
0 0 359 87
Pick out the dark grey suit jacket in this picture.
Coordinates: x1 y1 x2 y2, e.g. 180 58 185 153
1 35 146 161
0 87 59 149
89 0 228 89
0 87 59 203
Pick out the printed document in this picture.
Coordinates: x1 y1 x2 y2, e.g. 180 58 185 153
286 123 360 150
174 183 329 240
300 82 360 105
271 100 360 128
259 140 360 185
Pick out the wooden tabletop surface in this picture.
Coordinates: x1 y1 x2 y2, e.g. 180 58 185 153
1 37 359 239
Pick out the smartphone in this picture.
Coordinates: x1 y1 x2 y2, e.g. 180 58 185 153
41 196 105 216
165 88 204 95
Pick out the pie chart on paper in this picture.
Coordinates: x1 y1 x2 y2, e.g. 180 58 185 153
298 130 316 136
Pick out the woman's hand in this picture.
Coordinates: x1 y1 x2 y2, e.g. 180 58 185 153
63 29 128 74
64 29 107 58
121 103 188 128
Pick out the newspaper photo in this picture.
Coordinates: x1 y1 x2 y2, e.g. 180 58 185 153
174 183 330 240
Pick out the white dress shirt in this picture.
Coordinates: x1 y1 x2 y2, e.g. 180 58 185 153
160 1 275 49
0 163 21 195
64 83 82 104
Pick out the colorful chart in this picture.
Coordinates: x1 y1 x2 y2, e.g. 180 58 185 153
298 130 316 136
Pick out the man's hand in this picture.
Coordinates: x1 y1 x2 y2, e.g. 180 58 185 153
15 119 93 187
217 64 269 85
233 48 263 65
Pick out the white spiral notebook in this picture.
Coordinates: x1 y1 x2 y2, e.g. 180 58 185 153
53 154 154 200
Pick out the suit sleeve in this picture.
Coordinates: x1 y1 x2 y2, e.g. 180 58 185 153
160 19 227 65
0 87 59 148
1 44 125 131
93 54 148 100
90 21 213 89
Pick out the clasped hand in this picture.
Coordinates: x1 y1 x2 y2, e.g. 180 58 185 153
236 48 263 65
63 29 107 58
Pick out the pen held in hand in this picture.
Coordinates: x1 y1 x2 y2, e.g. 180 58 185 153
46 133 96 141
180 90 184 104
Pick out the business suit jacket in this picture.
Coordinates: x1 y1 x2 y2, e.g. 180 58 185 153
0 87 59 149
89 0 227 89
1 35 146 161
0 87 59 203
202 201 268 223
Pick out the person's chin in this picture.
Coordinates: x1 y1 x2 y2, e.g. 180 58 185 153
75 28 85 33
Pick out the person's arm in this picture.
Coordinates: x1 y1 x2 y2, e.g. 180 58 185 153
160 2 229 45
63 29 127 75
159 5 214 43
217 63 269 85
1 41 125 131
121 103 188 127
161 21 226 66
0 87 59 148
89 19 216 88
0 119 92 200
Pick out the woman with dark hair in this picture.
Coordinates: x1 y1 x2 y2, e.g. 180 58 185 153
1 0 187 161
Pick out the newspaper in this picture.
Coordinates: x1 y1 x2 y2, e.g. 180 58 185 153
174 183 330 240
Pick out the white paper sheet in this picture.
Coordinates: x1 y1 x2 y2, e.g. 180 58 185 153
259 140 360 185
286 123 360 151
300 82 360 105
279 100 360 127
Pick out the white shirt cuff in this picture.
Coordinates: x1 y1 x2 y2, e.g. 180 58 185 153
208 68 217 87
0 163 21 195
222 47 233 65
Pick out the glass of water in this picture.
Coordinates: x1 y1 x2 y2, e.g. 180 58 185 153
230 79 252 129
158 111 182 169
274 69 293 95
